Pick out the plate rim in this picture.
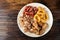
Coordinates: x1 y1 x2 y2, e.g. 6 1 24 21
17 3 53 37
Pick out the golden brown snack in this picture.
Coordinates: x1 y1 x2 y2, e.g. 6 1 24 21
34 7 48 23
20 6 48 35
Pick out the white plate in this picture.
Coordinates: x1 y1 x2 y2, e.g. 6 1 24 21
17 3 53 37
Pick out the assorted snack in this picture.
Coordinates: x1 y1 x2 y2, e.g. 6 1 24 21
19 6 48 35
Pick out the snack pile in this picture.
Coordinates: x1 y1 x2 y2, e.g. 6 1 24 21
20 6 48 35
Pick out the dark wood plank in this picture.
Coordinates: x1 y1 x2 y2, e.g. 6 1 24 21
0 0 60 40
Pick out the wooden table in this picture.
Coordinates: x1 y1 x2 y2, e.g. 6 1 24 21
0 0 60 40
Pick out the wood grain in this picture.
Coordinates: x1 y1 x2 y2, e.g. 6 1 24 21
0 0 60 40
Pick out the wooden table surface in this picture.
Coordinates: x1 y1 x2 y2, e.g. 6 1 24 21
0 0 60 40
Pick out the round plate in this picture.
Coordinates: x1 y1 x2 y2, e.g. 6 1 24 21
17 3 53 37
